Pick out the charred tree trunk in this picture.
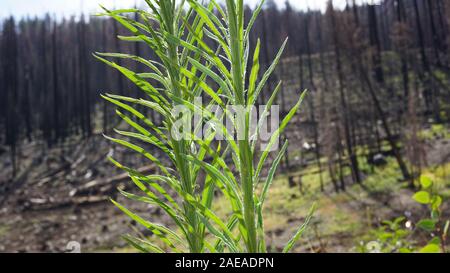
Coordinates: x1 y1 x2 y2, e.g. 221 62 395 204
425 0 442 66
412 0 440 122
51 22 60 144
352 0 359 26
329 3 362 184
41 20 51 146
101 19 109 134
368 4 385 84
259 10 271 106
394 0 410 112
78 17 92 137
413 0 429 72
304 14 324 192
355 56 412 184
23 65 33 142
2 18 19 177
113 19 125 95
336 124 346 191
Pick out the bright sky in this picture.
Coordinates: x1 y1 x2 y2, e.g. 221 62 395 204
0 0 358 19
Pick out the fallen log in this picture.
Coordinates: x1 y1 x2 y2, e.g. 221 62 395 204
70 165 156 197
26 196 110 211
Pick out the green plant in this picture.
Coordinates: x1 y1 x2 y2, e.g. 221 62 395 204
362 158 402 196
96 0 313 253
359 174 449 253
412 175 449 253
419 123 450 141
357 217 413 253
95 0 217 253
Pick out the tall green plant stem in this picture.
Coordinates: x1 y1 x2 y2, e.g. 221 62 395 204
227 0 257 253
169 48 201 253
163 4 202 253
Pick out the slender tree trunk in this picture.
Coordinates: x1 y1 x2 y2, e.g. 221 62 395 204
425 0 442 66
336 125 346 191
352 0 359 26
368 4 385 84
395 0 411 114
329 4 361 184
304 14 324 192
78 17 92 137
355 57 412 184
24 66 33 141
102 19 109 134
413 0 430 72
2 18 19 177
51 22 60 143
113 19 125 95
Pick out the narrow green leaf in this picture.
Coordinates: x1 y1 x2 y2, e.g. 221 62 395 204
259 140 288 205
283 203 316 253
252 38 288 105
104 134 170 176
248 39 261 104
122 234 165 253
111 199 181 253
244 0 266 42
255 90 307 179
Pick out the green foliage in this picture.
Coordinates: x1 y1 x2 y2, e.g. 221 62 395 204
419 175 433 189
97 0 312 253
419 124 450 141
430 124 449 138
412 191 431 204
419 243 441 253
362 158 403 196
357 217 413 253
412 175 448 253
360 175 449 253
416 219 436 232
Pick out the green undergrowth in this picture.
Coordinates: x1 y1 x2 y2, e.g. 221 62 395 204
419 124 450 141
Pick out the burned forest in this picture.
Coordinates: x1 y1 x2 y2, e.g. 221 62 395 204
0 0 449 254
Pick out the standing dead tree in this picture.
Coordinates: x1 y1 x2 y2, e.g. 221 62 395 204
328 2 362 185
1 18 19 177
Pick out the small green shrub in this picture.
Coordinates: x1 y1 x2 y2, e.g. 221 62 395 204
359 175 449 253
356 217 413 253
362 158 402 196
412 175 449 253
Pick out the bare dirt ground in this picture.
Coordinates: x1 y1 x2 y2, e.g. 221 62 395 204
0 135 168 252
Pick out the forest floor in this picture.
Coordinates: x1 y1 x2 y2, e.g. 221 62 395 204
0 125 449 253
